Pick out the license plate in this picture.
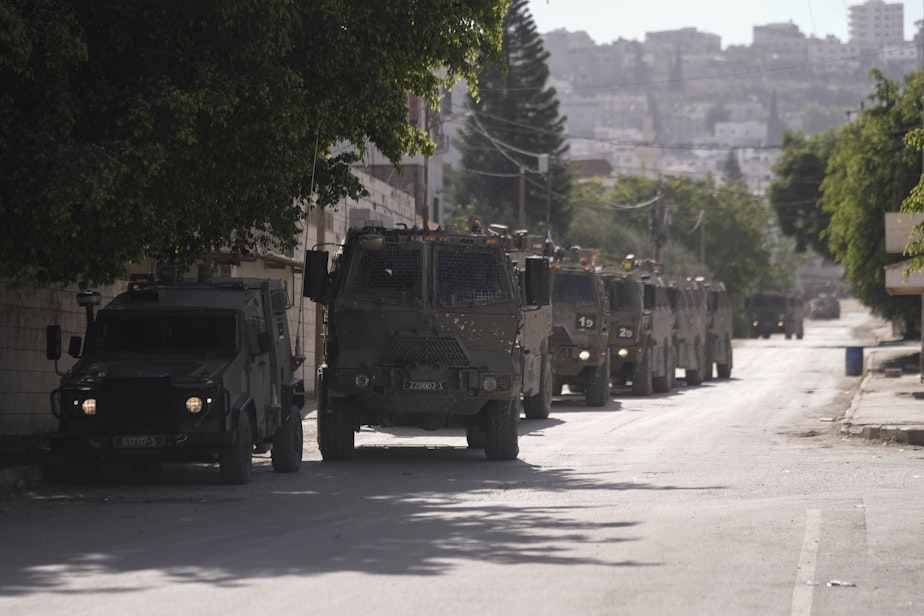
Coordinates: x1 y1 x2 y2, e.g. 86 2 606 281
404 380 447 391
114 435 165 449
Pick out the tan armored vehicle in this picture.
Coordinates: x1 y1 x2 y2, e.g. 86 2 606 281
605 256 675 395
548 247 610 406
46 269 306 484
696 278 733 379
668 277 709 386
303 215 551 460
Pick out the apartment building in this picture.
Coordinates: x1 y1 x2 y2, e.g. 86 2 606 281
849 0 904 49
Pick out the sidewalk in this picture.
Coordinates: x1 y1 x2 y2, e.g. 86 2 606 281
839 343 924 446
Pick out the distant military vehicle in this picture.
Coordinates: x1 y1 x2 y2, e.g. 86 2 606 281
808 293 840 319
548 246 610 406
605 256 675 395
303 213 551 460
747 292 805 339
46 268 306 484
694 277 733 379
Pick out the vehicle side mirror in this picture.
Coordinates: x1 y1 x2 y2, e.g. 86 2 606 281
524 256 550 306
643 285 656 311
303 250 329 302
257 331 274 354
609 283 621 311
68 335 83 358
46 325 61 361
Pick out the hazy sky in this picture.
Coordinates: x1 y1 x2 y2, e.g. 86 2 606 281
528 0 924 48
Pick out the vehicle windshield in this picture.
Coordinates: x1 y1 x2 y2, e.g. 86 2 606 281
754 295 787 309
610 278 639 310
92 311 238 356
553 271 596 304
345 243 423 305
435 248 509 306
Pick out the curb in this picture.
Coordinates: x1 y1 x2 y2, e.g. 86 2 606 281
0 464 46 492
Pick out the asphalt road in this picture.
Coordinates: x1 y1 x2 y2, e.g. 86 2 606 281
1 302 922 615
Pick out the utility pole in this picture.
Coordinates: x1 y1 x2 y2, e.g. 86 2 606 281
518 167 526 229
422 105 430 230
700 209 706 266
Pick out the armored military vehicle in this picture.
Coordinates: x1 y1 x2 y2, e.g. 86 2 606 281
487 225 554 420
695 278 733 379
605 257 675 395
747 292 805 339
46 268 306 484
548 246 610 407
669 277 709 386
808 293 840 319
303 214 551 460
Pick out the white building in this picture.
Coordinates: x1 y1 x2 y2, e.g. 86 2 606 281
849 0 904 48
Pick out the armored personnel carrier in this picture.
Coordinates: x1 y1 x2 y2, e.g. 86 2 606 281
696 278 733 379
605 256 675 395
46 268 306 484
547 246 610 407
668 277 709 386
747 292 805 339
303 214 551 460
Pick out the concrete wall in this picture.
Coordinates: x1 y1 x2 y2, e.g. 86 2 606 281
0 169 415 436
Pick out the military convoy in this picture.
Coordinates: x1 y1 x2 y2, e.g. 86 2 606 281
303 214 551 460
46 268 306 484
43 208 756 472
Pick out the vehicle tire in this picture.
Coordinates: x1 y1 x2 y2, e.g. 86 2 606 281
631 346 653 396
271 408 304 473
131 458 161 475
703 341 715 381
523 353 553 419
318 397 356 460
484 399 519 460
220 411 253 485
653 344 673 393
717 339 732 379
552 377 563 396
686 341 704 386
584 355 610 407
466 424 486 449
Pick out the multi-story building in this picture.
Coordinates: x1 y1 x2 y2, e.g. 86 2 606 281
849 0 904 49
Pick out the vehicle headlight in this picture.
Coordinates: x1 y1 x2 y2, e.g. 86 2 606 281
617 348 630 358
482 375 498 392
81 398 97 416
186 396 204 414
578 350 591 361
752 320 759 327
354 373 371 389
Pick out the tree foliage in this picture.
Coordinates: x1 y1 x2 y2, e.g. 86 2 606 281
822 69 922 330
453 0 570 234
767 129 837 260
564 174 774 314
0 0 510 286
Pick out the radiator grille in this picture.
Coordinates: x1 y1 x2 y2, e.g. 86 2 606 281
384 334 469 367
98 377 173 434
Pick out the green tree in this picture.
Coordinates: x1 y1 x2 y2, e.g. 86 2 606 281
454 0 570 234
767 130 837 260
721 151 743 182
823 69 922 331
0 0 510 286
